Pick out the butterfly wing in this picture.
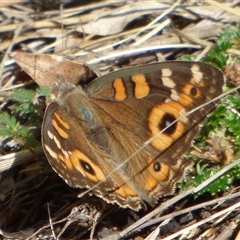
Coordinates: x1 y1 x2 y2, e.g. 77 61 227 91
85 62 224 206
42 62 223 210
42 93 143 209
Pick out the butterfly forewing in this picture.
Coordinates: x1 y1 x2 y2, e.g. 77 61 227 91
43 99 143 209
42 61 224 210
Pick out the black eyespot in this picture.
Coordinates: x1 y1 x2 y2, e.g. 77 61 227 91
80 160 95 175
190 87 197 97
159 113 177 135
153 162 161 172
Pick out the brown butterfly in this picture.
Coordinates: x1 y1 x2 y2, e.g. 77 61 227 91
42 62 223 210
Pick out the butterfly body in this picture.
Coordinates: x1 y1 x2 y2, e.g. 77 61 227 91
42 62 223 210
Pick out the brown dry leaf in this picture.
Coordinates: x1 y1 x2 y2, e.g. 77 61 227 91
225 62 240 86
80 12 144 36
78 2 169 36
13 51 95 87
186 5 234 21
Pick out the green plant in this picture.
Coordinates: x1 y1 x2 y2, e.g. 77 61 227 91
0 86 51 148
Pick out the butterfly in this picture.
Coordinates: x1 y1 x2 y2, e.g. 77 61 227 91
41 61 223 210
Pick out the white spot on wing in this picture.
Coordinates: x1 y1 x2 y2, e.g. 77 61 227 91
162 68 172 77
53 135 61 149
62 149 70 158
161 68 176 88
44 144 57 159
47 130 54 140
162 77 176 88
191 64 203 84
47 130 64 150
170 89 179 101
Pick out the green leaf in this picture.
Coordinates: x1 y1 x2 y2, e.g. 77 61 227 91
37 86 51 97
0 112 17 129
17 127 30 138
0 126 12 136
177 55 197 61
178 163 240 198
12 89 35 102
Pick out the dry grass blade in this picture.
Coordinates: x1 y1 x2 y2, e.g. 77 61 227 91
0 146 43 173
